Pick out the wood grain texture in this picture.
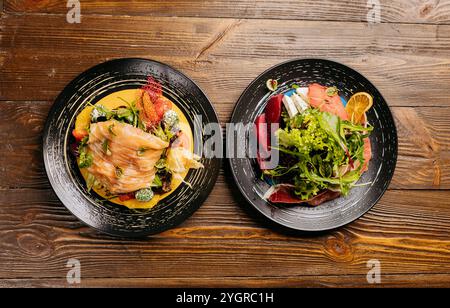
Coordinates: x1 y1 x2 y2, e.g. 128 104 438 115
4 0 450 25
392 107 450 189
1 14 450 107
0 101 448 189
0 188 449 282
1 1 450 288
2 274 450 288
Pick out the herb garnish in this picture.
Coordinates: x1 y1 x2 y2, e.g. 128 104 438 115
108 123 116 136
326 86 338 96
102 139 112 156
137 147 148 156
77 136 93 168
151 174 163 188
115 166 123 178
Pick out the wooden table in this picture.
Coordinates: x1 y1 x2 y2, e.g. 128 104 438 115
0 0 449 288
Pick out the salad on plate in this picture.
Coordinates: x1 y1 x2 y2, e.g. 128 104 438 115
255 81 374 206
71 77 203 209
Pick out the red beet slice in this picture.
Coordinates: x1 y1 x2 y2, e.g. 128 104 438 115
255 113 270 169
118 192 135 201
265 94 283 125
255 113 269 149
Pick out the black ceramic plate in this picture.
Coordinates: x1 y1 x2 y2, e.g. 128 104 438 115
43 58 220 237
229 59 397 231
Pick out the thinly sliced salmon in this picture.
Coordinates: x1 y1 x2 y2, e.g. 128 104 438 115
87 120 169 194
308 83 349 120
361 137 371 173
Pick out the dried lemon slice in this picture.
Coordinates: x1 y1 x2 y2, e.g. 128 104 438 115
345 92 373 124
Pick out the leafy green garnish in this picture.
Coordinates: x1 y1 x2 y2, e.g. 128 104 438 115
79 136 89 147
78 150 93 168
116 107 134 123
157 125 168 140
117 97 140 128
267 108 371 200
102 139 111 156
316 111 348 153
91 104 114 122
152 124 174 142
151 174 163 188
155 158 167 169
89 98 144 129
77 136 93 168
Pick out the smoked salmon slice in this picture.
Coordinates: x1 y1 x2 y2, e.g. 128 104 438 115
308 83 349 120
361 137 371 173
87 120 169 194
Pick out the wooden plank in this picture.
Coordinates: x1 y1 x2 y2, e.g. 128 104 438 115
0 101 51 189
392 107 450 189
1 274 450 287
1 15 450 106
3 0 450 25
0 189 449 280
0 101 448 189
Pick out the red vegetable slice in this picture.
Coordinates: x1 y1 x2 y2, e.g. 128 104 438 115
264 94 283 125
254 114 270 169
142 76 162 103
255 113 269 149
137 76 166 128
265 184 341 206
118 192 135 202
72 128 88 142
264 184 295 203
154 96 172 119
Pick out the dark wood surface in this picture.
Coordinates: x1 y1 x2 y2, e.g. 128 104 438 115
0 0 449 288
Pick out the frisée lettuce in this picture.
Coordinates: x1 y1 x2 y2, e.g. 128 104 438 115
265 108 372 200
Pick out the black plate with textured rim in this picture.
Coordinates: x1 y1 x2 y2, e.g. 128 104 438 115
229 58 397 232
43 58 221 237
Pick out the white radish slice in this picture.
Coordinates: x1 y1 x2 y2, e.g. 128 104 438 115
291 93 309 113
296 87 309 103
282 95 298 118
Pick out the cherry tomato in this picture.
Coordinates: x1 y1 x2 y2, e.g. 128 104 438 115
118 192 135 201
72 128 88 142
